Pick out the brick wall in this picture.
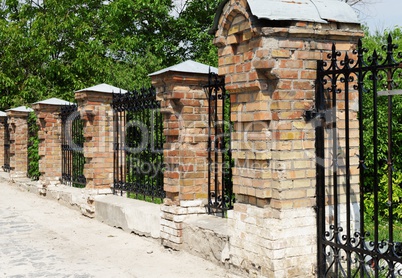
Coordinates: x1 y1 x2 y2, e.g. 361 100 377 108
212 0 363 276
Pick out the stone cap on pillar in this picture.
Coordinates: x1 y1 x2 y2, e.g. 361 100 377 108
75 83 128 94
210 0 359 34
6 106 34 117
33 98 74 106
149 60 218 77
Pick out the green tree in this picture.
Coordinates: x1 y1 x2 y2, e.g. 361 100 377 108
0 0 221 111
0 0 177 110
360 27 402 220
172 0 219 66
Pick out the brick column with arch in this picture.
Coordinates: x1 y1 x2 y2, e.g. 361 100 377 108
6 106 34 179
32 98 74 184
210 0 363 277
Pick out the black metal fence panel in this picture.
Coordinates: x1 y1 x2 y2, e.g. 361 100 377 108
61 104 86 188
112 87 165 203
204 72 234 217
314 36 402 277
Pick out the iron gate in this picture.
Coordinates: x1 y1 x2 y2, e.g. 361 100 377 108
112 87 165 202
314 36 402 277
61 104 86 187
2 118 10 172
204 72 234 217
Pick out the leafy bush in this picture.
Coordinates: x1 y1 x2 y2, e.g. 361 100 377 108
27 112 40 180
364 167 402 220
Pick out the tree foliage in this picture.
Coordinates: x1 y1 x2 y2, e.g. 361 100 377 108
0 0 219 110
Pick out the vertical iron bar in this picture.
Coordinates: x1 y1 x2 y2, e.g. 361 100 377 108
387 68 394 246
331 53 340 277
372 62 379 278
221 88 226 217
214 86 219 210
151 109 155 201
207 76 212 214
344 69 352 278
113 107 117 195
357 39 366 278
68 116 72 186
120 110 124 196
316 60 326 278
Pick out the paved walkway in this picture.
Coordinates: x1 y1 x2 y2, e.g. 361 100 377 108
0 178 239 278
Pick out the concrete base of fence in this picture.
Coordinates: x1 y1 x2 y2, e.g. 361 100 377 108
182 214 231 265
94 195 161 239
0 171 108 218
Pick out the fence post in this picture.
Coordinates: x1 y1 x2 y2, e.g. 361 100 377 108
32 98 73 185
0 111 8 171
6 106 33 179
74 84 121 191
150 61 212 249
210 1 363 277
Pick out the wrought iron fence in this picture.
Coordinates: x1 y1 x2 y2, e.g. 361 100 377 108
314 36 402 277
204 72 234 217
61 104 86 188
112 87 165 203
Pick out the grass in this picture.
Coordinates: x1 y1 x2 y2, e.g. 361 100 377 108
364 216 402 243
127 192 163 204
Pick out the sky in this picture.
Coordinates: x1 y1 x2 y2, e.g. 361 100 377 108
354 0 402 33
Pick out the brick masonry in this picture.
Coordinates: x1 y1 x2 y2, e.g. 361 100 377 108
211 0 363 277
32 103 64 184
0 115 7 169
151 71 211 249
6 110 31 179
75 91 114 190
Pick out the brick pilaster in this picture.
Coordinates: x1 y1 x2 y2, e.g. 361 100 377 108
32 98 72 184
0 112 7 170
150 63 212 249
6 106 33 179
75 84 116 190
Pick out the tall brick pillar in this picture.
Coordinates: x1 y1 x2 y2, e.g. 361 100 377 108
210 0 363 277
6 106 34 179
150 61 213 249
32 98 73 184
0 111 7 170
75 84 121 191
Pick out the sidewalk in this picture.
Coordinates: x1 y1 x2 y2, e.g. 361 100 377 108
0 176 240 278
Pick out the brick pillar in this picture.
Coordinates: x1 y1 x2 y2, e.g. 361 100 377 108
0 111 7 170
211 1 363 277
75 84 118 191
6 106 33 179
150 61 212 249
32 98 73 184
